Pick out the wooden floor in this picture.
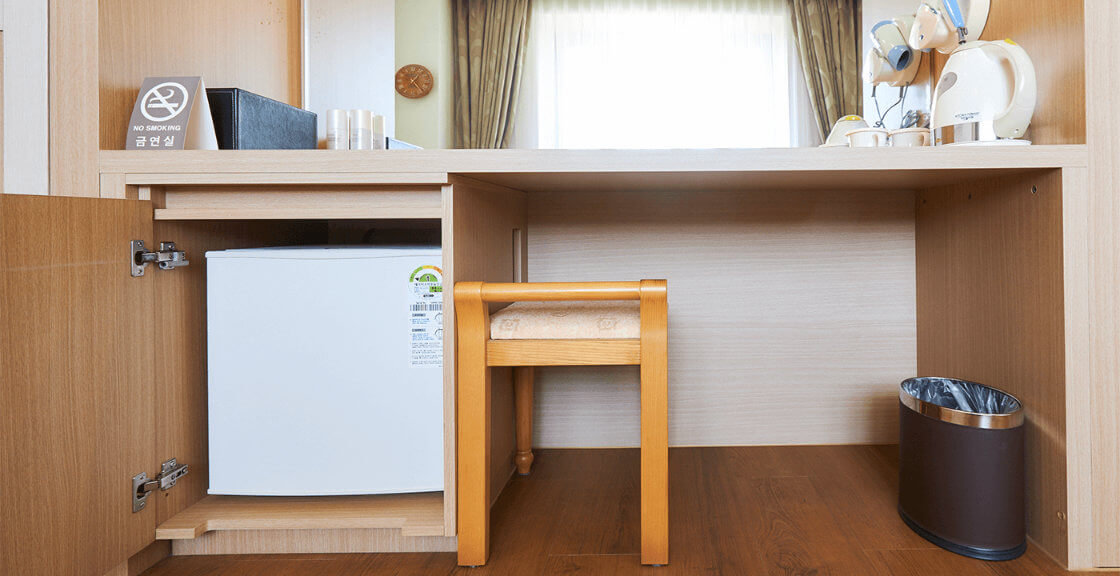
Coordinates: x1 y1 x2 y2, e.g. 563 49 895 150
142 446 1111 576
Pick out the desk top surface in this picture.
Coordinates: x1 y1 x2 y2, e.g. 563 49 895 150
101 146 1087 192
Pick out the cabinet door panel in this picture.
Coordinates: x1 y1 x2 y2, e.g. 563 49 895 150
1 195 155 576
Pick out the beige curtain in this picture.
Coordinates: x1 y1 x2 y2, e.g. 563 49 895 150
787 0 862 142
452 0 531 149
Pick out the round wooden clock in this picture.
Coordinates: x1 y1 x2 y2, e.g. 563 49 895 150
395 64 434 99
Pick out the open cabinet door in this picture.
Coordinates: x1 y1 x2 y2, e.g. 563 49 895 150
1 195 157 576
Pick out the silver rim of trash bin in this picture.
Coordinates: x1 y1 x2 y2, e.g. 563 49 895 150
899 378 1025 429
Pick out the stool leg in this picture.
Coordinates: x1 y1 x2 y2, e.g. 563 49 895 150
456 284 491 567
640 280 669 566
514 367 535 475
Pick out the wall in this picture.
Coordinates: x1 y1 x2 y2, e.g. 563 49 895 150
526 189 917 448
860 0 931 131
2 0 49 195
394 0 454 149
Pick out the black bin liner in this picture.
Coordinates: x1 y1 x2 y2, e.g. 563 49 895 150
901 377 1021 416
898 377 1026 561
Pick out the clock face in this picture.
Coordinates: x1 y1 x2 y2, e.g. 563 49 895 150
396 64 434 99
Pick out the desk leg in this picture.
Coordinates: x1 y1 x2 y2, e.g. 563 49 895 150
640 280 669 565
456 284 491 566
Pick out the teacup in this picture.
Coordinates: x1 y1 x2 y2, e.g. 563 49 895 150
846 128 890 148
891 127 931 147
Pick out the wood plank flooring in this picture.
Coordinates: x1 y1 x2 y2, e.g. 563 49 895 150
140 447 1111 576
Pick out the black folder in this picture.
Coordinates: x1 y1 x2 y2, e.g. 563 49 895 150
206 88 317 150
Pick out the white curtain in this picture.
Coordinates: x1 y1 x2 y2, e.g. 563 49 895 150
512 0 819 149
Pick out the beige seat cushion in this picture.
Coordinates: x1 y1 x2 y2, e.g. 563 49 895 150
489 301 640 340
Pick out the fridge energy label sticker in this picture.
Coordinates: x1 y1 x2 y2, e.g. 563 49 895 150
409 265 444 367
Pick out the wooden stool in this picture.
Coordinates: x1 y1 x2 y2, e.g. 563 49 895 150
454 281 669 567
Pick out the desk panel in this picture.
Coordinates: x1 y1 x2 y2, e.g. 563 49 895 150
915 168 1089 566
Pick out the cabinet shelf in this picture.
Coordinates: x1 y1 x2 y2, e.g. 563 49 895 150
155 492 447 540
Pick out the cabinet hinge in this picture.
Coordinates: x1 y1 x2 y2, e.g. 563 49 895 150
131 240 189 277
132 458 190 513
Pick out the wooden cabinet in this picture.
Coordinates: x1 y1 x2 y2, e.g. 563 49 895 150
0 180 526 576
2 146 1118 574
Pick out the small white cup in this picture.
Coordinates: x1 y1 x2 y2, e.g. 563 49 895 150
891 127 931 147
846 128 890 148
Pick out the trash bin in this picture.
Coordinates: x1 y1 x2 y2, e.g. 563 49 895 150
898 377 1026 561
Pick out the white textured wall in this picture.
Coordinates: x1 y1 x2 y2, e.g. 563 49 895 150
394 0 454 149
2 0 49 195
527 189 917 448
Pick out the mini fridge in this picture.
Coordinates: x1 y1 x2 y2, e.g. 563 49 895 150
205 246 444 496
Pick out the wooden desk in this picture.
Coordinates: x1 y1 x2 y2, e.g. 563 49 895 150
96 146 1114 570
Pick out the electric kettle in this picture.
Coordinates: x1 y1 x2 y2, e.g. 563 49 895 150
931 40 1037 146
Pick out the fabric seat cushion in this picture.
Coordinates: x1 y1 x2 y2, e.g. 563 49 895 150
489 301 640 340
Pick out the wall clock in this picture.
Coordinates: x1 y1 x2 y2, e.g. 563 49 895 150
395 64 434 99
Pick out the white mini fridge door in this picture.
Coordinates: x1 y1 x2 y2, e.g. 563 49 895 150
205 246 444 496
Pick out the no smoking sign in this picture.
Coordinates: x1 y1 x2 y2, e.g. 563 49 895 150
126 76 218 150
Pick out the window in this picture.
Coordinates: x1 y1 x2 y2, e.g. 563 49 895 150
513 0 816 149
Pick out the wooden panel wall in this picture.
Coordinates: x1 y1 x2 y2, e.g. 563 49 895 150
98 0 302 150
1 196 156 576
929 0 1086 145
526 189 917 447
50 0 100 196
446 176 528 507
915 169 1074 565
1084 0 1120 568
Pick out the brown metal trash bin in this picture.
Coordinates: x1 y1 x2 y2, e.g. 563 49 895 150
898 377 1026 561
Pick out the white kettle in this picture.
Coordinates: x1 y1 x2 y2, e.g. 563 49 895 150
931 40 1038 146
